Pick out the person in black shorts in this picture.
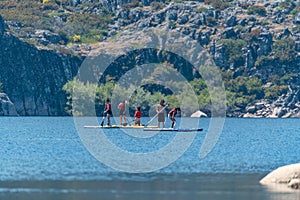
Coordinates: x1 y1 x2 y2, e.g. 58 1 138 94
105 98 112 126
168 107 181 128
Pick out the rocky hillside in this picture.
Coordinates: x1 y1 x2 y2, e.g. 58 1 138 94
0 0 300 117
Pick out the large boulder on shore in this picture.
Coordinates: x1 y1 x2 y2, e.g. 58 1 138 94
190 110 207 117
260 163 300 190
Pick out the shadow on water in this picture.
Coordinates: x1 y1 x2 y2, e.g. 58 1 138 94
0 174 299 200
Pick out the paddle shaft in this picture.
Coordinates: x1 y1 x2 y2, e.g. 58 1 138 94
145 105 168 126
123 119 135 126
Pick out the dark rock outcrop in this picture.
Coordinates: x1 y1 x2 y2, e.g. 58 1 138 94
0 15 81 116
0 93 18 116
243 87 300 118
0 15 5 37
294 12 300 24
256 31 273 56
226 15 237 27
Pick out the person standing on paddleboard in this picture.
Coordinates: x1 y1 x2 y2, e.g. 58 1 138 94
118 100 126 125
168 107 181 128
134 106 142 126
156 99 167 128
105 98 112 126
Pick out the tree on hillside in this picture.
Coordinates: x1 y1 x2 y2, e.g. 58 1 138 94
273 37 297 62
218 39 247 69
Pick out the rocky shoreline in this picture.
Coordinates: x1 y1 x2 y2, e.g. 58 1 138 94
239 87 300 118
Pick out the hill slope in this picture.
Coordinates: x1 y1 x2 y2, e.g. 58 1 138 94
0 0 300 117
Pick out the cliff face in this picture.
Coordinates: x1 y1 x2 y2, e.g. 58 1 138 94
0 16 81 116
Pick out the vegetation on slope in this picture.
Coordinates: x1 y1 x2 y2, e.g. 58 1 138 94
0 0 112 44
0 0 299 116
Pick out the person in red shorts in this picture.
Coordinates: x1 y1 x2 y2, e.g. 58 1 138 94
134 107 142 126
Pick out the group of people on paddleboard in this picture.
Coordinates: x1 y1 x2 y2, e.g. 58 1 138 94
103 98 180 128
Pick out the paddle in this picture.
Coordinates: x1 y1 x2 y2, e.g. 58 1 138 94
100 113 105 127
145 104 168 127
122 119 134 126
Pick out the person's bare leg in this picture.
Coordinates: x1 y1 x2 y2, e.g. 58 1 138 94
107 114 111 126
171 118 176 128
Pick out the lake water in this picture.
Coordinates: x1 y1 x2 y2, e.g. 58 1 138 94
0 117 299 200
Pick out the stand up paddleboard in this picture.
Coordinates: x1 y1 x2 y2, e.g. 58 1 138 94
84 125 158 129
143 128 203 132
84 125 203 132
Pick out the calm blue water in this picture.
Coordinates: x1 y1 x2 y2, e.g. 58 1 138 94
0 117 299 199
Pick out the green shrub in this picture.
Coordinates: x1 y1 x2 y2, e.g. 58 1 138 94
204 0 231 11
217 39 247 68
254 56 275 69
206 16 217 26
0 0 113 46
264 85 288 100
150 1 165 10
273 37 297 61
123 0 140 9
278 0 296 14
280 73 295 85
247 5 267 16
291 6 300 17
170 0 184 3
65 13 112 43
194 7 208 13
62 78 98 116
244 77 264 98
